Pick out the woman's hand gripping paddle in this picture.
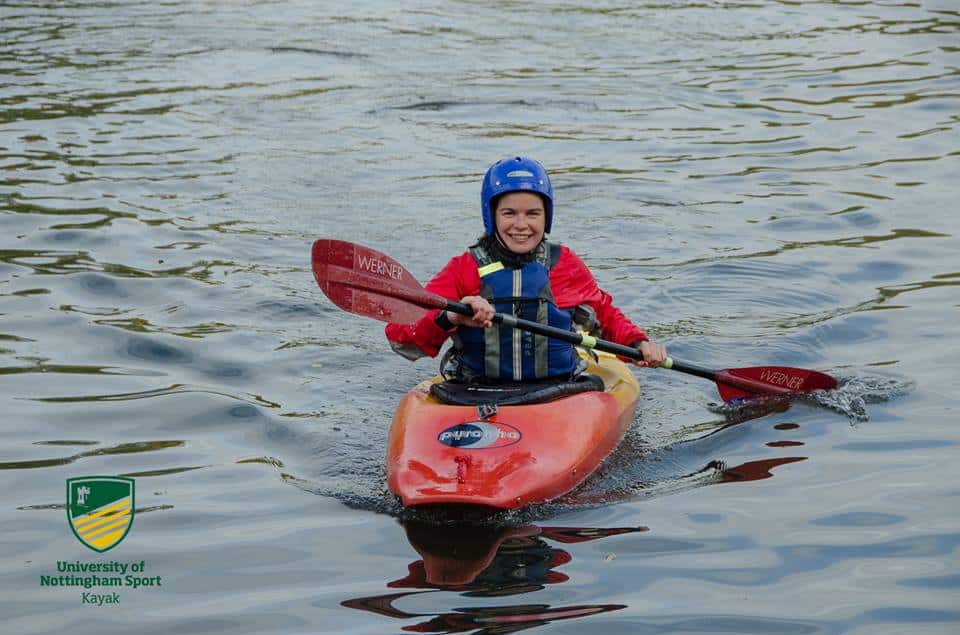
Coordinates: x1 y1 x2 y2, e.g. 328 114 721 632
311 238 837 403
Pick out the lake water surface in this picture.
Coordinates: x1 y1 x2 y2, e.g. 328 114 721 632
2 1 959 633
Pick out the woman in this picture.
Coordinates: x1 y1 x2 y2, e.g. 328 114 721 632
386 156 667 381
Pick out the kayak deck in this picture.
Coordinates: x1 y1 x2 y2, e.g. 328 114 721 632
386 351 640 510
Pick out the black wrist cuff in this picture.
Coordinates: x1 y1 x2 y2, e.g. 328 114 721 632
434 311 454 330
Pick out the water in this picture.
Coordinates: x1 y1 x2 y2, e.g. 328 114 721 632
2 1 958 633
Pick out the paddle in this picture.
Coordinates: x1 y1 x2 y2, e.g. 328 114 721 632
311 238 837 402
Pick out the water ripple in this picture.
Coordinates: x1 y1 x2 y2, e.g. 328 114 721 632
0 439 184 471
23 383 280 408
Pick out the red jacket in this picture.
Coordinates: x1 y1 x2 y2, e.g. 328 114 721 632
385 245 648 360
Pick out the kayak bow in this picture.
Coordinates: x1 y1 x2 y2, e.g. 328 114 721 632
387 350 639 509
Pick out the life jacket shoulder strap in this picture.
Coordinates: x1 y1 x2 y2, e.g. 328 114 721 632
468 245 502 277
469 244 495 268
545 241 561 269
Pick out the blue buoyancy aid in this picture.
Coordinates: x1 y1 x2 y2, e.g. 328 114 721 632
455 242 579 381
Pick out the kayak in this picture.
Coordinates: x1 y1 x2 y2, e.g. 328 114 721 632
386 349 640 510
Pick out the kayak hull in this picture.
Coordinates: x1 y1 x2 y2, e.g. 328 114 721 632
387 352 640 510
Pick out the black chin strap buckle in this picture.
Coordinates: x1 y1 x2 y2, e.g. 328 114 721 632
476 403 498 421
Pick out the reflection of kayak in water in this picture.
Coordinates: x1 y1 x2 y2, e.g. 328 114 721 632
396 523 548 589
341 458 808 631
387 350 640 510
341 521 647 631
395 522 647 589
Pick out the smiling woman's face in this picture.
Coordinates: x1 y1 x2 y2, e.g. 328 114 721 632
494 192 547 254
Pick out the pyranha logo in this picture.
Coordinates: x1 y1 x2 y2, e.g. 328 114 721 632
67 477 135 553
437 421 522 449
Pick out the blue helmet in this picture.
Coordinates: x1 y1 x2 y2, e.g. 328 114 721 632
480 156 554 235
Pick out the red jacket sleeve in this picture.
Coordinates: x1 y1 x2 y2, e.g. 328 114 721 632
549 246 648 346
384 252 481 360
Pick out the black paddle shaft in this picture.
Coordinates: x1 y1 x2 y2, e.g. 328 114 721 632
312 238 836 400
662 359 715 380
446 300 644 361
446 300 718 378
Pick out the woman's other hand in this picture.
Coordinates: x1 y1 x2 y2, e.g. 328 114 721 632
448 296 495 328
635 340 667 368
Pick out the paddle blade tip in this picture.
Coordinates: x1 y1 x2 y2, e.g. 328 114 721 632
310 238 439 325
716 366 838 403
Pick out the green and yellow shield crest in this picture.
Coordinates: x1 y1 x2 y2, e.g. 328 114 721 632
67 476 135 552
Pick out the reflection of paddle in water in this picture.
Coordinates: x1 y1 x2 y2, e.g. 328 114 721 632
341 522 645 632
719 456 807 483
341 596 626 634
553 397 808 511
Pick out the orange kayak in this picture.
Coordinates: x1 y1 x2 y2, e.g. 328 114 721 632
387 350 640 510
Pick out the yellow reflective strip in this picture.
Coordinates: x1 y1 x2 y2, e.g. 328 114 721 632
89 527 126 550
77 506 130 535
81 514 130 541
477 261 504 277
73 498 130 528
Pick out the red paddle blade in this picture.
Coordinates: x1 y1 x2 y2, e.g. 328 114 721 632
311 239 445 324
715 366 838 402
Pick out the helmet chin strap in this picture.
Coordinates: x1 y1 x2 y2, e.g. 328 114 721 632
492 228 509 250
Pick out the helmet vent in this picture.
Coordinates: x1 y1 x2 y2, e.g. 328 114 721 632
506 170 535 178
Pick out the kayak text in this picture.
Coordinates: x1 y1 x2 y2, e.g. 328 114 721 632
439 429 520 443
437 422 523 449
